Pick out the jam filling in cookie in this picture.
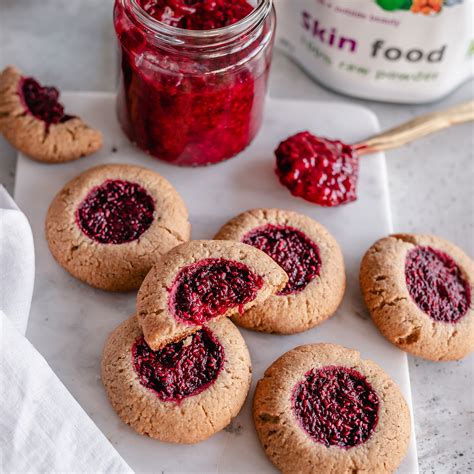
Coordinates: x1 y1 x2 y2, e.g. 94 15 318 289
132 327 225 402
140 0 254 30
20 77 73 126
169 258 264 325
76 179 155 244
242 224 321 295
405 246 471 323
292 366 379 448
275 131 359 207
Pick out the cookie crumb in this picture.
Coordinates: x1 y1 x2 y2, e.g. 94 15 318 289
225 422 243 435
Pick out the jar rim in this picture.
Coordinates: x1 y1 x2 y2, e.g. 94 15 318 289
124 0 273 40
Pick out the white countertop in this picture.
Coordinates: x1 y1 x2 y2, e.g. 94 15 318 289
0 1 472 472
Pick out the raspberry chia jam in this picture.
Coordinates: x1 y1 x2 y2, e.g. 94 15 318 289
168 258 264 325
292 366 379 448
114 0 275 166
132 328 225 402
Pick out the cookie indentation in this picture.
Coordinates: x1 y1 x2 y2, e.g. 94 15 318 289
292 366 379 448
132 327 225 402
405 246 471 323
242 224 321 295
275 131 359 207
76 179 155 244
20 77 73 126
169 258 264 325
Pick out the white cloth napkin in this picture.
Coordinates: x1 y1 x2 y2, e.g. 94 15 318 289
0 185 133 474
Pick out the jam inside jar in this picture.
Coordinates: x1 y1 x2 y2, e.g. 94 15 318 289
114 0 275 166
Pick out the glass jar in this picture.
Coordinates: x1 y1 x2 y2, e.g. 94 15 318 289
114 0 276 166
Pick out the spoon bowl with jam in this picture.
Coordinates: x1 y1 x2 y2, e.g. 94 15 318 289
275 100 474 207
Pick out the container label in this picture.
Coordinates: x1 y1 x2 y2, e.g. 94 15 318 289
276 0 473 102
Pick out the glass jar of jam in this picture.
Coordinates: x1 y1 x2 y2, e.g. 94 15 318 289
114 0 276 166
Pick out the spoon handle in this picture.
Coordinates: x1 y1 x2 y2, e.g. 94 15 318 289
354 100 474 155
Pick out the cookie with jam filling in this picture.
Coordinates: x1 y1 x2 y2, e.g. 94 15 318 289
45 164 190 291
136 239 288 350
102 316 251 444
360 233 474 361
0 66 102 163
253 343 411 473
214 209 345 334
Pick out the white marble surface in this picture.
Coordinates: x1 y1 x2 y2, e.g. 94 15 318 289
15 95 418 473
0 1 472 472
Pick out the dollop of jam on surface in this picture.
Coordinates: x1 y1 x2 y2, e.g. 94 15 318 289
139 0 254 30
169 258 264 325
20 77 73 126
292 366 379 448
114 0 272 166
76 179 155 244
242 224 321 295
132 328 224 402
405 246 471 323
275 131 359 207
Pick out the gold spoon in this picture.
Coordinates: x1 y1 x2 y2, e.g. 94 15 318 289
354 100 474 155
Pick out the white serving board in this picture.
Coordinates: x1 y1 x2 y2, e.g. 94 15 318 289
15 93 418 473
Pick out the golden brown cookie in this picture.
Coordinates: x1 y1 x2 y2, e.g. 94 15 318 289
101 316 251 444
253 343 411 474
0 65 102 163
360 233 474 361
45 164 190 291
136 239 288 350
214 209 345 334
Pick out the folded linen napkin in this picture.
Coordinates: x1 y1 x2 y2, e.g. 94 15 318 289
0 185 132 474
